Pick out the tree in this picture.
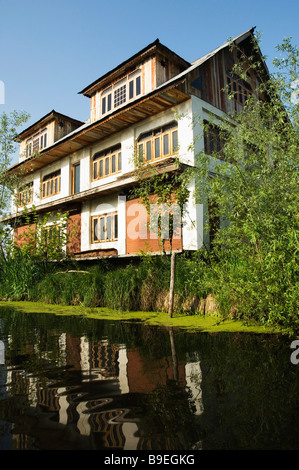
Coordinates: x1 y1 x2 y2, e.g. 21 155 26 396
0 111 30 217
131 150 190 317
195 36 299 329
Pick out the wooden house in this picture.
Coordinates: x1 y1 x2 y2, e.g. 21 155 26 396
3 28 268 260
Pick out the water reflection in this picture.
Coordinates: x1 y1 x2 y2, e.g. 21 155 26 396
0 307 298 450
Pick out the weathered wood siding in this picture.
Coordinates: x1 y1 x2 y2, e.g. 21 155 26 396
187 44 262 114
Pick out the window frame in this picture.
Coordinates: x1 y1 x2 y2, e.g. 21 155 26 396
41 170 61 199
226 72 252 106
204 121 227 160
72 162 80 194
92 144 122 181
137 121 178 164
17 182 33 207
26 128 48 157
91 212 118 243
100 69 142 117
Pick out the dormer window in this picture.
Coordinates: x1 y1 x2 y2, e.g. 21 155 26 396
40 129 47 149
26 128 48 157
100 70 142 117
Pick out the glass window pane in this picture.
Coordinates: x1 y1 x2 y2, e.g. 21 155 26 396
106 216 112 240
102 97 106 114
99 160 103 177
129 81 134 99
136 76 141 95
146 141 152 161
74 164 80 193
93 219 98 242
163 134 169 155
107 94 112 111
172 130 178 151
118 152 122 171
105 157 109 175
114 84 126 107
114 214 118 239
112 154 116 173
100 217 105 240
155 137 160 159
93 161 97 179
138 143 144 162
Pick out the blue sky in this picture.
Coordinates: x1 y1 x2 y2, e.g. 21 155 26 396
1 0 299 163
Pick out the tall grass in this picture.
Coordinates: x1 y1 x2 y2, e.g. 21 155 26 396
0 250 219 313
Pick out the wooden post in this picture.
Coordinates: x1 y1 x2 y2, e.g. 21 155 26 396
168 251 176 317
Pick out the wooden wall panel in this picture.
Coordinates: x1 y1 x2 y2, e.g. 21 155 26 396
67 211 81 254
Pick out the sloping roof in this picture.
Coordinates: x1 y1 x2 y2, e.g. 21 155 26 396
16 109 84 141
8 28 268 176
79 39 191 98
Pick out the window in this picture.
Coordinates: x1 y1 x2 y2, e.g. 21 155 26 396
92 144 121 181
128 71 141 100
41 224 61 247
26 128 48 157
226 72 252 106
114 84 126 108
137 122 178 163
101 70 142 117
40 129 47 149
92 212 118 243
42 170 61 198
26 138 32 157
72 163 80 194
204 121 226 160
17 182 33 207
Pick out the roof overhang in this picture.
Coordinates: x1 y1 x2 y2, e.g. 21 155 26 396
8 80 190 176
16 110 84 142
79 39 190 97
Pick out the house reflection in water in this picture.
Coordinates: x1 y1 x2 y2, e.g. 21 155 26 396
4 332 203 450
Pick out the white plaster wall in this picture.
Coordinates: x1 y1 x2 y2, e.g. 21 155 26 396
82 194 125 254
81 200 90 252
182 179 204 251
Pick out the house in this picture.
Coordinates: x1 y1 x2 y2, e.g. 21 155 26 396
3 28 268 260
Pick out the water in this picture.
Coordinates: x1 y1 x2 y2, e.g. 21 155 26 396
0 305 298 451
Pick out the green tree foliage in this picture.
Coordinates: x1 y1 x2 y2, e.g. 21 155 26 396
0 110 30 217
195 37 299 329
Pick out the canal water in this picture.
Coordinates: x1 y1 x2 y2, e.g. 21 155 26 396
0 305 298 451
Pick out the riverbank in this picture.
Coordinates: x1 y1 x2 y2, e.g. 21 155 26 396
0 300 284 335
0 252 296 335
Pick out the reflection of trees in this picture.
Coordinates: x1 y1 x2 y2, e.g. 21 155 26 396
139 381 200 450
